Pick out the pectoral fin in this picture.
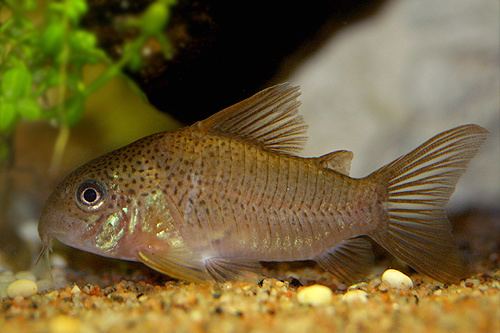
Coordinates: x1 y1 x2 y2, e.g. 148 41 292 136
138 249 209 283
204 258 263 282
315 237 374 283
139 248 263 283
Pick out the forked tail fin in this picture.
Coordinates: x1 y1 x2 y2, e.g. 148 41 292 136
368 124 488 283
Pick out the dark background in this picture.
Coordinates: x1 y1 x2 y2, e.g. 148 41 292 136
85 0 387 124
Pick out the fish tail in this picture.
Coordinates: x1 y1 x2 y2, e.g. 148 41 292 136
368 124 488 282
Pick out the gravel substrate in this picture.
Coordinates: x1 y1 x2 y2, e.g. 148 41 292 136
0 264 498 333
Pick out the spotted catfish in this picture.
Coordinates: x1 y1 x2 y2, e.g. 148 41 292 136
38 84 488 283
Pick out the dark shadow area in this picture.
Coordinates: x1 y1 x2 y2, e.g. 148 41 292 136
85 0 389 124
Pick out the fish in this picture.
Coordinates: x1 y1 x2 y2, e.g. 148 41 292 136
38 83 488 283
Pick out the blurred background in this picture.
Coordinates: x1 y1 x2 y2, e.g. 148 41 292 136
1 0 498 275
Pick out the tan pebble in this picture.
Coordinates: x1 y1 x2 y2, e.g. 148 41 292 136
478 285 489 292
13 295 24 303
342 290 368 303
297 284 333 306
348 282 368 291
190 310 203 321
6 279 38 298
433 289 442 296
381 269 413 290
14 271 36 281
71 284 81 294
50 315 81 333
45 290 59 300
462 278 480 288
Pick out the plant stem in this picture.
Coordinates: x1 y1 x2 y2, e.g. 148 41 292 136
48 3 70 177
83 36 146 98
48 124 70 177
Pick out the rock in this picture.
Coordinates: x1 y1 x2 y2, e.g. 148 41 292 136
342 290 368 303
291 0 500 209
381 269 413 290
297 284 333 306
6 279 38 297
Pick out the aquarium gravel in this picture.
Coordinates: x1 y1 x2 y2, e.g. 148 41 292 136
0 263 498 333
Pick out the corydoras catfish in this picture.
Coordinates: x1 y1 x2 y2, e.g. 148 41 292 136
38 84 488 283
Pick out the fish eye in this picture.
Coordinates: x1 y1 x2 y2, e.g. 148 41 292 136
76 180 106 210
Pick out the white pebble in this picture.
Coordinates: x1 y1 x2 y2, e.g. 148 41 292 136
6 279 38 298
342 289 368 303
297 284 333 306
51 254 67 268
15 271 37 281
381 269 413 290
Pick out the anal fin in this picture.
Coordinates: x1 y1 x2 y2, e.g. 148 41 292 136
315 237 374 283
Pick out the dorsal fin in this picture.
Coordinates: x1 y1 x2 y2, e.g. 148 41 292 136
195 83 308 155
317 150 353 175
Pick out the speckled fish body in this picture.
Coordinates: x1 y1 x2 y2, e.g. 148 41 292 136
38 84 488 283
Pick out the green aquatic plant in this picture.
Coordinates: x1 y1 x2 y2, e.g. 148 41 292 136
0 0 175 269
0 0 176 174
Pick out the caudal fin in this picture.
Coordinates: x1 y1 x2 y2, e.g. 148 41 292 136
368 124 488 283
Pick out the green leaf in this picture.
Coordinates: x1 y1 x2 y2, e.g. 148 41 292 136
141 2 168 36
0 99 17 132
22 0 37 11
1 65 32 100
64 0 88 23
69 30 97 51
17 98 41 120
41 23 65 56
